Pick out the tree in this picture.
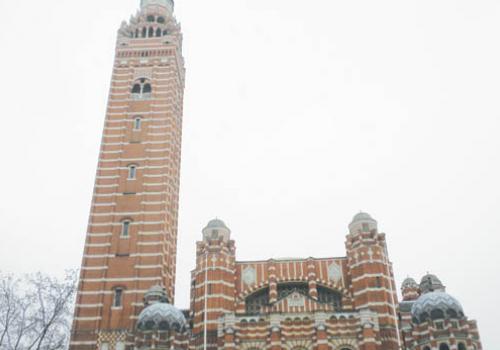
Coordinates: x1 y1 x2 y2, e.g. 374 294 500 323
0 271 77 350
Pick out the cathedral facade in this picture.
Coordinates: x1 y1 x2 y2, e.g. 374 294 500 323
69 1 483 350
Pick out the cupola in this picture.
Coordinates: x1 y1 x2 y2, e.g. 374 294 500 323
141 0 174 12
348 212 378 234
420 273 445 294
401 277 420 301
202 218 231 242
137 285 187 332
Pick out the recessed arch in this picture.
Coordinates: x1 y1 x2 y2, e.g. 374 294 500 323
131 78 152 98
439 344 450 350
245 287 269 315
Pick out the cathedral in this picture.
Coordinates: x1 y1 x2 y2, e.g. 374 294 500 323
69 1 483 350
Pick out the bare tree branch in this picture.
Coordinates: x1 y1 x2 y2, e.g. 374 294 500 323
0 270 77 350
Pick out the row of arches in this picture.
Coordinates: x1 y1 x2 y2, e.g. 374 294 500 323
146 15 166 23
131 26 169 38
245 282 343 315
422 343 468 350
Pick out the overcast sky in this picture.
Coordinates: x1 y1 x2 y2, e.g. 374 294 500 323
0 0 499 347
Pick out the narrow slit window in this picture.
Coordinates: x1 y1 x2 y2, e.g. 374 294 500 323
122 221 131 237
128 165 137 179
114 288 123 308
134 117 142 130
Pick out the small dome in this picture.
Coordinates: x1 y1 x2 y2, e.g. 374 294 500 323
348 212 378 234
144 285 169 304
351 212 376 224
137 302 187 332
202 218 231 242
411 291 464 324
420 274 445 294
205 218 229 230
402 277 419 291
141 0 173 9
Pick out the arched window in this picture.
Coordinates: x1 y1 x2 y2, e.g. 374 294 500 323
147 15 155 22
143 83 152 94
277 282 309 299
113 288 123 308
423 347 431 350
163 29 168 36
156 28 162 37
135 29 139 38
439 344 450 350
128 165 137 179
458 344 467 350
431 309 445 320
317 285 342 309
245 288 269 315
121 220 131 237
142 27 147 38
131 78 152 99
134 117 142 130
148 27 154 37
157 16 165 23
131 83 141 94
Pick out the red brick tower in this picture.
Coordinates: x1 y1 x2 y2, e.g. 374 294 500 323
190 219 237 350
345 213 400 350
70 0 185 348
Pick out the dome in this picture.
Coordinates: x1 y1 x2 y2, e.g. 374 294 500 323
144 285 169 304
348 212 378 234
401 277 419 291
141 0 174 12
351 212 376 224
137 302 187 332
141 0 173 8
420 274 445 294
411 291 464 324
202 218 231 241
205 218 229 230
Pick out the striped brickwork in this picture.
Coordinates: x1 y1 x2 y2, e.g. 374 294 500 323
70 2 185 349
345 229 400 350
190 238 237 350
399 317 482 350
189 217 401 350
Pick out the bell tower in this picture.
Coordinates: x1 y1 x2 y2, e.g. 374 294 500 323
70 0 185 349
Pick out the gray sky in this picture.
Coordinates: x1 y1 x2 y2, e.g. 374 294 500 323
0 0 499 347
